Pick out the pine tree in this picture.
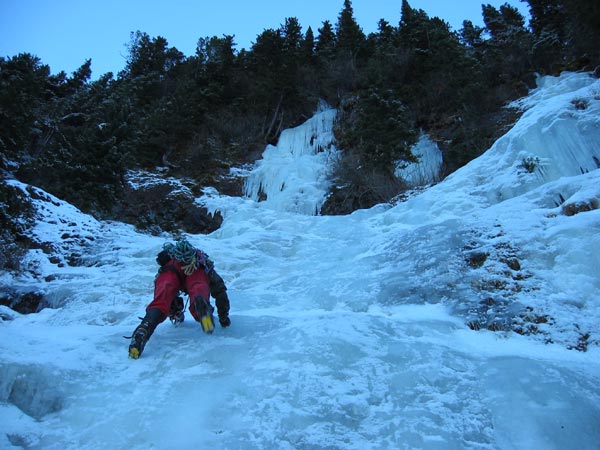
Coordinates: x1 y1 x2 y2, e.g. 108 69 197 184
481 4 532 82
66 59 92 93
482 3 527 43
525 0 600 69
335 0 365 55
459 20 484 47
362 19 401 87
300 26 315 61
196 35 236 87
526 0 566 38
0 54 52 155
123 31 183 78
316 20 336 57
282 17 302 53
563 0 600 65
376 19 396 47
398 0 433 50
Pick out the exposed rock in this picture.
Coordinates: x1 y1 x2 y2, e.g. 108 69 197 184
562 198 599 216
466 251 488 268
0 290 44 314
118 171 223 234
569 332 591 352
502 257 521 271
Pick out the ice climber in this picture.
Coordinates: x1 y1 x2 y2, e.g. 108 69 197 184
128 239 231 359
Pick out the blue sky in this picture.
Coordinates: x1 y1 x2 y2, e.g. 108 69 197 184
1 0 529 79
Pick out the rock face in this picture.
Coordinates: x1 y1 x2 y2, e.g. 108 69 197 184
0 290 44 314
562 198 599 216
118 170 224 235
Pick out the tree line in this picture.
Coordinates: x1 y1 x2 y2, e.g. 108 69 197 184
1 0 599 255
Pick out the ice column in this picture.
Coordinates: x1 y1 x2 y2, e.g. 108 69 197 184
244 108 338 215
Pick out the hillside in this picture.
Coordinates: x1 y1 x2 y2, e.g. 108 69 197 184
1 71 599 450
5 0 599 230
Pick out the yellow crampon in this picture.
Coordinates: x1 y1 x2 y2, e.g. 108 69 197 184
129 347 141 359
201 315 214 334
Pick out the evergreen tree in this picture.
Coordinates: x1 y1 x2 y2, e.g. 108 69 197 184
482 3 527 43
459 20 484 47
123 31 183 78
300 26 316 61
525 0 565 71
562 0 600 65
3 0 597 223
66 59 92 94
312 21 336 102
362 19 403 88
248 28 294 141
527 0 565 37
327 0 366 94
525 0 600 70
376 19 396 47
280 17 303 85
0 54 52 156
398 0 434 51
397 0 475 113
338 88 416 171
282 17 302 53
480 4 533 83
335 0 365 55
279 18 314 117
316 20 336 57
296 26 321 108
196 34 237 98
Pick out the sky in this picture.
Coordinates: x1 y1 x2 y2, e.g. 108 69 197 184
0 0 530 79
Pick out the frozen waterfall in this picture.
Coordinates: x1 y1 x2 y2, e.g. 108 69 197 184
243 107 338 215
395 132 444 187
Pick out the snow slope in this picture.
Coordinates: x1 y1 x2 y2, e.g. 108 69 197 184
1 72 599 450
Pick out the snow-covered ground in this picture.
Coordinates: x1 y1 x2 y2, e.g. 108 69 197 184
1 72 599 449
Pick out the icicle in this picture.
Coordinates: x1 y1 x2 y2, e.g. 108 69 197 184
244 108 338 215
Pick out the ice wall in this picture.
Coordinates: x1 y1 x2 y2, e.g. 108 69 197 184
460 72 600 205
244 108 338 215
395 132 443 187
